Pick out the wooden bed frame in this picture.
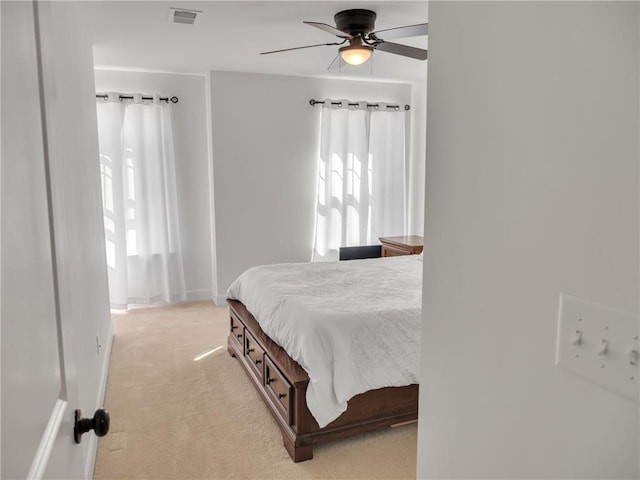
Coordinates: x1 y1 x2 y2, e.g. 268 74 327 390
227 299 419 462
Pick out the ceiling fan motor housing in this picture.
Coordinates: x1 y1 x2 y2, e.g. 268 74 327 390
334 9 377 36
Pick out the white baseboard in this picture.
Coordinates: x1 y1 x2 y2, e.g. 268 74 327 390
84 319 114 480
186 289 213 302
213 294 227 306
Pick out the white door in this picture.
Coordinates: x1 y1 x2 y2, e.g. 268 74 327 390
2 2 89 478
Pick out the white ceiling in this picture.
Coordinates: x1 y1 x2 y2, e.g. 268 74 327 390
78 1 428 83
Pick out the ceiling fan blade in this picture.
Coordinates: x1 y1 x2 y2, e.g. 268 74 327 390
303 21 353 39
260 42 344 55
371 23 428 40
375 41 428 60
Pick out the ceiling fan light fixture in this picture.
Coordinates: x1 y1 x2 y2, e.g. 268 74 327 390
339 42 373 66
260 10 428 66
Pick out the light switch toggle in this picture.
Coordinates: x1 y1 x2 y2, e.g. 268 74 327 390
596 339 609 356
628 349 639 366
571 330 582 346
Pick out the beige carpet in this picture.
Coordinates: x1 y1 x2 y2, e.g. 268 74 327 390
94 301 417 480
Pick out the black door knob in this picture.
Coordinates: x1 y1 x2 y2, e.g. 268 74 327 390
74 408 110 444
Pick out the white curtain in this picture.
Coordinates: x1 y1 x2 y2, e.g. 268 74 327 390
313 100 406 261
96 93 186 309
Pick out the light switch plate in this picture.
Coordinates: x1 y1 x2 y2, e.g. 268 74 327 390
555 293 639 402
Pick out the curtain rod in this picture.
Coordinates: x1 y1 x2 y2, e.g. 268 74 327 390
309 99 410 111
96 93 179 104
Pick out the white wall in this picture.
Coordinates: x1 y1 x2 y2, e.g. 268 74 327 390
418 2 639 478
210 71 424 302
94 70 213 301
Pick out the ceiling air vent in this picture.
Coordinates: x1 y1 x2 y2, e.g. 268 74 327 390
168 7 201 25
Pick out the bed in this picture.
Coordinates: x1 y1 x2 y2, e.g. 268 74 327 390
226 255 422 461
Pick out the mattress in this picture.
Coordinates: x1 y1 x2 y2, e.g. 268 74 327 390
226 255 422 427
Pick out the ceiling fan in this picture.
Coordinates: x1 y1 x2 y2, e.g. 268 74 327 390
260 9 428 66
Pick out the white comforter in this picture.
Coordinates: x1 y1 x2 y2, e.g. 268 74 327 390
226 255 422 428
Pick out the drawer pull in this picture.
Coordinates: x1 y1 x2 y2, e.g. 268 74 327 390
254 359 262 365
278 393 287 399
247 347 255 353
266 377 274 385
236 333 243 339
231 325 237 331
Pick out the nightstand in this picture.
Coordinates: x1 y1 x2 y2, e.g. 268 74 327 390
379 235 424 257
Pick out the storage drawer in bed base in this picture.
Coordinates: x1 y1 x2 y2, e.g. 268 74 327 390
226 299 418 462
